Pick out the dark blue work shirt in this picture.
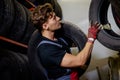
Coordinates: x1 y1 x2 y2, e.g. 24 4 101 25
37 36 71 79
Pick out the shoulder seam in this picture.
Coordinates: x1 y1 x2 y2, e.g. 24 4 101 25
37 40 62 48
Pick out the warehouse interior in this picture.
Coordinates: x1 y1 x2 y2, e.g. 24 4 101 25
0 0 120 80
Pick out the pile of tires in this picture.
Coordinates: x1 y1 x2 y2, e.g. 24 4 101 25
0 0 36 45
0 0 63 49
0 0 35 80
0 0 63 80
0 48 31 80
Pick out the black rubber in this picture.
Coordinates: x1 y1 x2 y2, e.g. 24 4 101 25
109 0 120 18
0 48 30 80
110 0 120 29
0 0 15 36
8 0 27 41
17 53 32 80
89 0 120 51
111 6 120 29
28 21 90 80
20 6 36 44
59 21 91 77
0 0 34 54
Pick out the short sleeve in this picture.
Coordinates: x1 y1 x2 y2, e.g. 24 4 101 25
37 43 66 67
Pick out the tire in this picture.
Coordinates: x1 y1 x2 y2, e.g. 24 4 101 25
0 48 30 80
17 53 32 80
28 21 90 80
8 0 27 41
89 0 120 51
28 30 49 80
51 0 63 19
0 0 15 36
111 6 120 29
20 6 36 44
110 0 120 29
109 0 120 18
58 21 91 77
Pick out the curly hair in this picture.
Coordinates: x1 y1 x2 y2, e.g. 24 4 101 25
31 3 54 31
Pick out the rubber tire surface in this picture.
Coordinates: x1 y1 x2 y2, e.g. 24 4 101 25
111 6 120 29
89 0 120 51
20 6 36 44
109 0 120 29
0 0 15 36
109 0 120 18
28 31 49 80
8 0 27 41
58 21 91 77
28 21 90 80
0 48 30 80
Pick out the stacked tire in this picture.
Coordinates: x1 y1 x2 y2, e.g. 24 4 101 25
0 48 31 80
0 0 63 46
110 0 120 29
0 0 63 80
0 0 34 79
0 0 36 45
89 0 120 51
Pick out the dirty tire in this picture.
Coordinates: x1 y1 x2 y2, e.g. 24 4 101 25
110 0 120 29
28 30 49 80
0 0 15 36
0 48 30 80
111 6 120 29
60 21 91 77
89 0 120 51
8 0 27 41
20 6 36 44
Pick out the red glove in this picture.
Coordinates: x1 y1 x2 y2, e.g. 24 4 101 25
70 69 79 80
88 22 101 42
